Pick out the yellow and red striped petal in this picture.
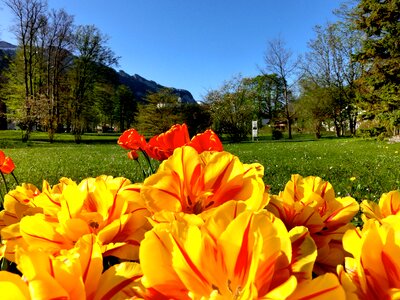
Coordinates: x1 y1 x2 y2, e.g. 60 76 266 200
288 273 346 300
75 234 103 299
94 262 145 300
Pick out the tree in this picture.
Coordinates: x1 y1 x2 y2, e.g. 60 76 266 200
4 0 47 141
40 8 74 141
303 21 362 136
353 0 400 111
113 84 137 132
263 37 299 139
69 24 118 142
136 88 183 135
242 74 284 126
297 78 335 138
204 75 256 142
181 102 212 137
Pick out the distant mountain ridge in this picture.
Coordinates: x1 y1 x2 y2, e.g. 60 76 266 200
118 71 196 104
0 41 17 51
0 41 197 103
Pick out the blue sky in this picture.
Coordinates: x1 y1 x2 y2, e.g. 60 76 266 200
0 0 343 100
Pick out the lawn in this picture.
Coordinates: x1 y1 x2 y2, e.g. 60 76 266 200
1 130 400 204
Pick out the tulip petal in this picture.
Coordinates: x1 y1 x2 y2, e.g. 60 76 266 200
288 273 345 300
76 234 103 299
94 262 144 300
0 271 30 300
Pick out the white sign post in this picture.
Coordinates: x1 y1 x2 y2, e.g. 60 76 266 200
252 120 258 141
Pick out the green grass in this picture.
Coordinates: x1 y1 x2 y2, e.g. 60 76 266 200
1 130 400 203
225 138 400 201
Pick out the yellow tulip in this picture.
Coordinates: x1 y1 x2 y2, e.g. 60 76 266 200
287 273 346 300
0 178 75 258
16 234 100 300
93 262 145 300
267 174 359 274
140 200 317 299
361 190 400 223
141 146 267 216
2 234 144 300
0 183 42 230
338 216 400 299
1 176 150 261
0 271 30 300
0 178 75 230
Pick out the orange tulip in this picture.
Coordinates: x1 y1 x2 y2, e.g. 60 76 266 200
118 128 147 151
141 146 267 215
267 174 359 274
188 128 223 153
145 124 190 161
0 150 15 174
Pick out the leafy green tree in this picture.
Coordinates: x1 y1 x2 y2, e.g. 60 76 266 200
5 0 47 141
242 74 284 126
353 0 400 111
297 78 335 138
69 24 118 142
113 84 137 132
181 102 212 137
303 21 362 136
136 88 183 135
204 75 256 142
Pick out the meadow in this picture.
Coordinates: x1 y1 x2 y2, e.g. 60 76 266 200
1 130 400 204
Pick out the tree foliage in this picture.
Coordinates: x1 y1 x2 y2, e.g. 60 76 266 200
302 21 362 136
69 24 118 142
4 0 47 141
297 78 336 138
242 74 284 125
205 75 256 142
353 0 400 111
136 88 184 136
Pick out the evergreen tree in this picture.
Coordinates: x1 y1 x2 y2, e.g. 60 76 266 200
136 88 182 136
353 0 400 111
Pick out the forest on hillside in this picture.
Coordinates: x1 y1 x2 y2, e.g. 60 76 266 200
0 0 399 142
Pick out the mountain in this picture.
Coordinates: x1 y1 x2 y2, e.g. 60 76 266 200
0 41 17 51
117 71 197 104
0 41 197 103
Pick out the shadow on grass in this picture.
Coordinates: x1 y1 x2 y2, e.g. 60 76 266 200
0 132 119 148
221 133 350 144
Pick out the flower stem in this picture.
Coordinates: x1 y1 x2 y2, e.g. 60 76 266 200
0 171 9 193
142 150 155 174
135 157 147 181
11 171 19 186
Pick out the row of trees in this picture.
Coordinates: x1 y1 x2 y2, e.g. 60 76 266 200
1 0 399 142
204 0 400 140
0 0 135 142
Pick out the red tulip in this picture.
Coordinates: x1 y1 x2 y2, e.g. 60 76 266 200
127 150 139 160
145 124 190 161
118 129 147 151
0 150 15 174
188 129 223 153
